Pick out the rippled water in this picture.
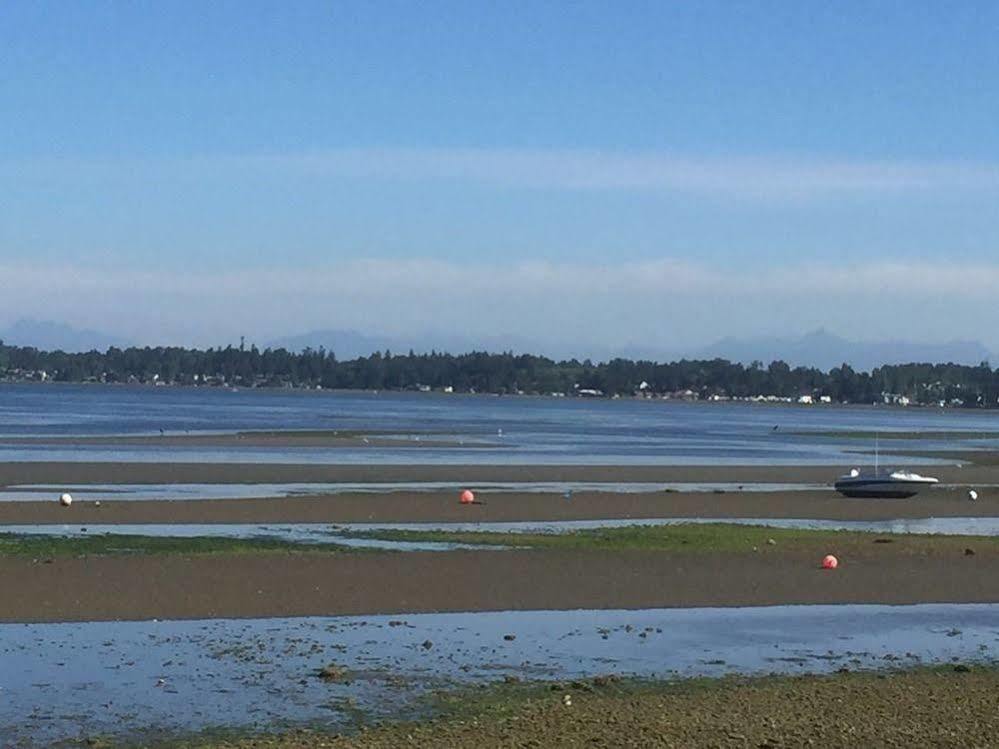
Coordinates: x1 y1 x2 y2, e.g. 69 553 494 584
0 383 995 465
2 604 997 747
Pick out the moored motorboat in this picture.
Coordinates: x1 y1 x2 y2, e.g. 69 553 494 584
834 467 938 498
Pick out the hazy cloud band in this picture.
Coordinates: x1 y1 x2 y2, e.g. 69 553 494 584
2 259 998 351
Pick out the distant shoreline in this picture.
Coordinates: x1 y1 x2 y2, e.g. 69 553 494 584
0 379 987 415
4 341 996 406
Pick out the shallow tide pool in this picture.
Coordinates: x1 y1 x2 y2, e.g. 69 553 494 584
2 604 998 747
5 516 999 551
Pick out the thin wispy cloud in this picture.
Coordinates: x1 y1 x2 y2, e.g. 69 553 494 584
233 148 999 199
6 258 999 299
7 149 999 201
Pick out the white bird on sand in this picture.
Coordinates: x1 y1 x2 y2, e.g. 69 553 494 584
59 493 73 507
968 489 979 501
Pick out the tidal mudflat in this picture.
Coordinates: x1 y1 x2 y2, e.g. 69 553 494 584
4 522 999 623
4 392 999 745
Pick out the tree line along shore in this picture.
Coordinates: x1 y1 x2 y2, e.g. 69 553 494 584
2 341 998 407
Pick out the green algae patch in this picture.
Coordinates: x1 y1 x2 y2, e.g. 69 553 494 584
0 533 355 558
342 521 999 555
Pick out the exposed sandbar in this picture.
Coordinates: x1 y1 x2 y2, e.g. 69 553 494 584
0 460 987 487
2 486 998 524
2 543 997 623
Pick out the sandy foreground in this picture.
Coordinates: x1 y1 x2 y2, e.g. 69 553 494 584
204 669 999 749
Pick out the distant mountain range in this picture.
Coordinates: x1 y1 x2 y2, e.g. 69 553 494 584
259 327 999 371
0 319 132 353
2 320 994 371
695 328 992 371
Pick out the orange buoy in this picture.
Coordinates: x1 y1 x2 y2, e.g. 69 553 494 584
460 489 475 504
822 554 838 569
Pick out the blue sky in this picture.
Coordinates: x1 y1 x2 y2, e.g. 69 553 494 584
2 2 999 352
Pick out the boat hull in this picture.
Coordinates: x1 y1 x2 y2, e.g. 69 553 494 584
835 485 921 499
834 479 935 499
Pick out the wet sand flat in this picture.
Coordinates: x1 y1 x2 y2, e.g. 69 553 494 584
888 448 999 467
2 487 998 524
0 460 986 486
4 459 998 623
3 546 998 623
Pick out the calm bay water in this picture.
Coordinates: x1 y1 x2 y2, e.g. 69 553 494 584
1 383 998 465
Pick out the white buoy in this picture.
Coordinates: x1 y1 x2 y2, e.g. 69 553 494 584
59 492 73 507
968 489 979 502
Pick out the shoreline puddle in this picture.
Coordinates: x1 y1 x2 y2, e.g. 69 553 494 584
0 523 500 551
339 516 999 537
5 515 999 548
